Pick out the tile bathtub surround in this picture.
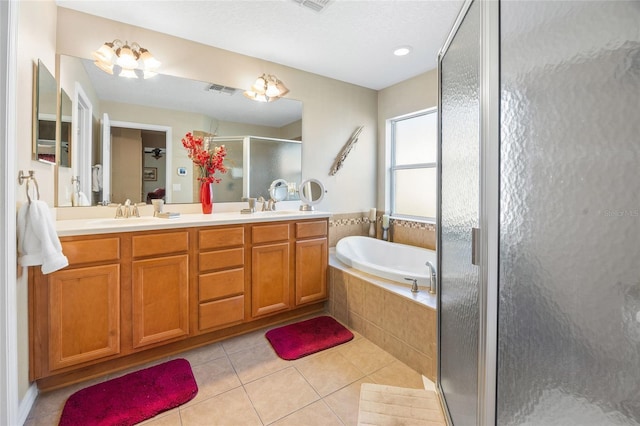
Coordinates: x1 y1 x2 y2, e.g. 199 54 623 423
329 212 436 250
328 265 437 382
328 212 371 247
25 313 431 426
388 219 436 250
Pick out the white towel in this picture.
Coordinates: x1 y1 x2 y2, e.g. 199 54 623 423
17 200 69 274
78 192 90 206
92 164 102 192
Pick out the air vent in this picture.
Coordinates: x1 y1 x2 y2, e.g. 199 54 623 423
206 84 237 96
292 0 332 13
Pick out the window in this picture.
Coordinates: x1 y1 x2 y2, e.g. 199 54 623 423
390 108 437 220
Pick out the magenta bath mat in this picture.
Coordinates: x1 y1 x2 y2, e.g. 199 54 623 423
58 358 198 426
266 316 354 360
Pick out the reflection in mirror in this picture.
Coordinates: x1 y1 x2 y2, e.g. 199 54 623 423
34 60 57 164
299 178 325 211
57 54 303 207
269 179 289 202
59 89 72 168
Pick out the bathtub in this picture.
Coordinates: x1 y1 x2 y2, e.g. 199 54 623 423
335 236 436 289
329 236 438 380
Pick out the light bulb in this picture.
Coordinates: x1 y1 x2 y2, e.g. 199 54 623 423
139 48 161 70
251 76 267 93
92 42 115 63
119 68 138 79
94 60 114 75
275 81 289 97
265 81 280 98
116 45 138 69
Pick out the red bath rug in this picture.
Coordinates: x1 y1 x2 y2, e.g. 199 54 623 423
266 316 354 360
58 358 198 426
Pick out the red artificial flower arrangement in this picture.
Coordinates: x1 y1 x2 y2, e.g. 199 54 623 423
181 132 227 184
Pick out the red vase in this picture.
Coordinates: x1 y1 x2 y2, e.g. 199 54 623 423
200 181 213 214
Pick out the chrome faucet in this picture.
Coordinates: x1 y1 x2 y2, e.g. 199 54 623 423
425 261 436 294
113 199 141 218
114 203 124 218
264 198 276 211
123 199 132 218
405 277 419 293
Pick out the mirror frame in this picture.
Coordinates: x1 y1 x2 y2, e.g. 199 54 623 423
33 59 58 165
269 178 289 202
299 178 325 211
59 88 72 168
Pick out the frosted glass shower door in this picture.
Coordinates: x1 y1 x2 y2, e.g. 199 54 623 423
498 1 640 424
437 0 481 424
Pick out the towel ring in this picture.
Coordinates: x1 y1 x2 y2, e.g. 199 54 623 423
18 170 40 204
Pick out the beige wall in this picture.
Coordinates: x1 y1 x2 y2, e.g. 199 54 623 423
56 8 378 213
377 70 438 211
15 0 58 405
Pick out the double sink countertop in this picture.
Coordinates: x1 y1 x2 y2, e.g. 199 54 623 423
55 210 332 237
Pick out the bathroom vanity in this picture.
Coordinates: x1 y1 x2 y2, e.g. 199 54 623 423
29 212 329 391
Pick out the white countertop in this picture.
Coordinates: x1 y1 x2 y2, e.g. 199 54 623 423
56 210 332 237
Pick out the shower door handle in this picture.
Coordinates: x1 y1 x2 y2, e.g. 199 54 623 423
471 227 480 266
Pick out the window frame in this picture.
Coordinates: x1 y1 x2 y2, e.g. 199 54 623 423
389 107 438 222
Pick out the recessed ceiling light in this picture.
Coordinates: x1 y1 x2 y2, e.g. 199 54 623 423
393 46 412 56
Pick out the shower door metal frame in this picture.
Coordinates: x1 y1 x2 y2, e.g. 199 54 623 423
436 0 500 424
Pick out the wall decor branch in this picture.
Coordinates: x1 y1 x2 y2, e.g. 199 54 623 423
329 125 364 176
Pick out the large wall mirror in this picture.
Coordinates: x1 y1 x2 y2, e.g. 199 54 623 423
57 54 303 207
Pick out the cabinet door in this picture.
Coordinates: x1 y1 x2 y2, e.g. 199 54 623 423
132 255 189 348
48 264 120 371
251 242 290 317
295 238 328 305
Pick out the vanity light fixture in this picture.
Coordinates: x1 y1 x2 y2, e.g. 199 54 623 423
243 73 289 102
92 39 161 79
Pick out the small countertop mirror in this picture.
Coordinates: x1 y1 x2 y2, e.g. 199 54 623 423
299 178 325 211
269 179 289 202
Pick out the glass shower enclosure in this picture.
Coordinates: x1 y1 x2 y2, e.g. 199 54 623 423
438 1 640 424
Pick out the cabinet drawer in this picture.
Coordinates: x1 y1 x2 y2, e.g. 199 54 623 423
199 296 244 330
132 231 189 258
61 238 120 265
199 248 244 272
199 227 244 250
296 221 327 239
252 223 290 244
199 268 244 302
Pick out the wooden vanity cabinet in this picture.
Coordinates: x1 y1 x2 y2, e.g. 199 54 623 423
197 226 246 331
30 217 329 389
251 223 292 318
130 231 190 349
295 221 328 306
30 235 124 378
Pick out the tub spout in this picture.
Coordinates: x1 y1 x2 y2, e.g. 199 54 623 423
425 261 436 294
405 277 419 293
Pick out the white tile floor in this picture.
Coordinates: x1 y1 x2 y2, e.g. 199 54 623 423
25 314 432 426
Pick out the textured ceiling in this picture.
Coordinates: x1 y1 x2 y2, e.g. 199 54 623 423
56 0 464 90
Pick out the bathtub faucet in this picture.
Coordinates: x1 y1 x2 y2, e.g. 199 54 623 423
405 277 419 293
425 261 436 294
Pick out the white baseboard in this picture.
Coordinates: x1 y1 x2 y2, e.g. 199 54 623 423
17 384 37 426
